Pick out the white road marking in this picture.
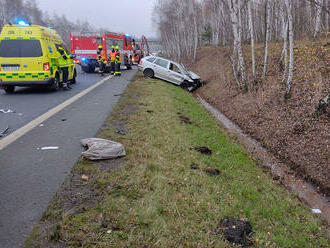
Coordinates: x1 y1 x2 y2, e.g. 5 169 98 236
0 75 112 151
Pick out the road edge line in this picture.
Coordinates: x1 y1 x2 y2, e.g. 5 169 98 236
0 75 112 151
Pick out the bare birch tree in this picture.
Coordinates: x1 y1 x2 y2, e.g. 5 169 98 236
284 0 294 98
263 0 271 80
248 0 256 84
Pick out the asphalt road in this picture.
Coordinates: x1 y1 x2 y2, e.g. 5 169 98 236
0 67 137 248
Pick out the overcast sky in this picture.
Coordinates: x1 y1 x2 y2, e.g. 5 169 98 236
36 0 158 38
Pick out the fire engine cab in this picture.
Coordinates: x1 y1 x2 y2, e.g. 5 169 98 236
70 32 133 73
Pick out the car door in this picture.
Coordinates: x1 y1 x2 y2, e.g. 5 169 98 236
168 62 185 85
153 58 170 81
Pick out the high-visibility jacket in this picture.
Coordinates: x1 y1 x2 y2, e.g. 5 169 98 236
57 47 70 67
115 51 121 63
110 50 116 62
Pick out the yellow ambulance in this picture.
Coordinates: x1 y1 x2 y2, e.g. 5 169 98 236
0 21 76 94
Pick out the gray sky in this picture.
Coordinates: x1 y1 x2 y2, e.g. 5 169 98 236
37 0 158 38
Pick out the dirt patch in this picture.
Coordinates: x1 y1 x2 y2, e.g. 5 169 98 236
218 217 253 247
194 146 212 155
192 42 330 195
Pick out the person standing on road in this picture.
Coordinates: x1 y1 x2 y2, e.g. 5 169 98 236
57 46 71 90
97 45 106 76
109 46 116 75
115 45 121 76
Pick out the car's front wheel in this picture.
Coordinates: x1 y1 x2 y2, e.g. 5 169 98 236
144 68 154 78
3 86 15 94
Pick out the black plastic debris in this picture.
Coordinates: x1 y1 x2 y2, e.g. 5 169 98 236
179 114 192 124
194 146 212 155
115 129 127 136
0 125 9 137
219 217 253 246
190 164 199 170
204 168 220 176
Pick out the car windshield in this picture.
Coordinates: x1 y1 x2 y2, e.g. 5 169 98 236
178 63 190 77
0 40 43 57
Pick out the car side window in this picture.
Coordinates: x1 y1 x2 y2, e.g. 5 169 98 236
154 59 169 69
169 63 181 74
146 57 156 63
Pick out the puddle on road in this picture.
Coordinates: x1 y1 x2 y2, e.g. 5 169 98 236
197 95 330 224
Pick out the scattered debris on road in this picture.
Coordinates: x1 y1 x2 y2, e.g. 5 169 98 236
81 174 89 181
218 217 253 246
115 129 127 136
204 168 220 176
81 138 126 160
312 208 322 214
194 146 212 155
0 109 14 114
40 146 59 150
0 125 9 137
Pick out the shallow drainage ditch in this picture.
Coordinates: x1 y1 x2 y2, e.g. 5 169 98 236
197 94 330 224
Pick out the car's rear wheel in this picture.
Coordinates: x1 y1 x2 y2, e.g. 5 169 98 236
50 75 60 91
3 86 15 94
144 68 154 78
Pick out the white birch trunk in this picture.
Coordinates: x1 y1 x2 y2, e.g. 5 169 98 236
314 0 322 38
229 0 247 91
284 0 294 98
280 2 288 83
263 0 271 80
248 1 256 84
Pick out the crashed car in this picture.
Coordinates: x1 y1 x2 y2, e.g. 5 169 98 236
138 56 203 91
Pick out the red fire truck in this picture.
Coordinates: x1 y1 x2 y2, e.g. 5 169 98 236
70 32 133 73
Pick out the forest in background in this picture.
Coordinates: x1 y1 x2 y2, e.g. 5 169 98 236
154 0 330 108
0 0 95 47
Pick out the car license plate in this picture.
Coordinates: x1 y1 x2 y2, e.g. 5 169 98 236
2 66 19 71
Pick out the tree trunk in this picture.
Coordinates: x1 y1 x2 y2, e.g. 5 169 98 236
314 0 322 38
284 0 294 98
263 0 271 80
248 1 256 84
315 91 330 116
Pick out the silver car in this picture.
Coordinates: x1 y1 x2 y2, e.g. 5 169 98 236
138 56 203 91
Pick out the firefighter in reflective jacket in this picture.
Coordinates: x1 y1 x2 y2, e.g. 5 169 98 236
115 45 121 76
109 46 116 75
97 45 106 76
57 46 71 90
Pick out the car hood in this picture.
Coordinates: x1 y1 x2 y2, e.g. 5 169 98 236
188 71 200 80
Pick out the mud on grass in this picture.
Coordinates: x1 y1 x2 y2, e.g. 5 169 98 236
25 74 329 247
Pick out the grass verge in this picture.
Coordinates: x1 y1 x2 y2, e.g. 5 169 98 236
25 73 329 248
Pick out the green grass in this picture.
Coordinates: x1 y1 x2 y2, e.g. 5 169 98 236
26 74 329 247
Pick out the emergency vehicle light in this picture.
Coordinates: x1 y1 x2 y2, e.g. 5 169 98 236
81 57 86 62
17 20 30 26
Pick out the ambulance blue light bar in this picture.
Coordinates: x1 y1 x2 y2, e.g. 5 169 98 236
17 20 30 26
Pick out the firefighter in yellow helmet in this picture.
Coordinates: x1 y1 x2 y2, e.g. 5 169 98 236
115 45 121 76
109 45 116 75
97 45 106 76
